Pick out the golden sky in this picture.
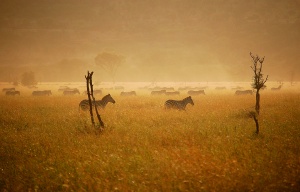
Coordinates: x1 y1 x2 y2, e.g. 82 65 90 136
0 0 299 82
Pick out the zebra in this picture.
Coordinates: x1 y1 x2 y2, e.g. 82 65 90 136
2 88 15 92
6 90 20 96
151 90 166 96
187 90 205 95
164 96 194 110
165 91 180 96
58 86 70 92
235 90 253 95
32 90 52 96
79 94 116 111
271 85 282 91
120 91 137 96
63 89 80 95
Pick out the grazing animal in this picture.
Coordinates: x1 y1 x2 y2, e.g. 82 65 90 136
151 90 166 96
63 89 80 95
2 88 15 92
271 85 282 91
32 90 52 96
187 90 205 95
79 94 116 110
235 90 253 95
58 86 70 92
165 91 180 96
120 91 137 96
5 90 20 96
164 96 194 110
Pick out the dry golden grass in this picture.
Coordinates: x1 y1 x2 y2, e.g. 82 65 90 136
0 85 300 191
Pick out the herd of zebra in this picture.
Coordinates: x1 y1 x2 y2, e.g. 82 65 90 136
1 83 284 97
1 83 286 111
78 93 194 111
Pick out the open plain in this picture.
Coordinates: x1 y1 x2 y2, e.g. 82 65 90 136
0 82 299 191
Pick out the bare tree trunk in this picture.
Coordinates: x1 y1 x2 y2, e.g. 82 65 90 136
253 114 259 134
88 72 104 128
255 90 260 115
85 72 94 126
249 111 259 134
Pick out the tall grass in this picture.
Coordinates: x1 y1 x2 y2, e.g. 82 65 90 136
0 90 299 191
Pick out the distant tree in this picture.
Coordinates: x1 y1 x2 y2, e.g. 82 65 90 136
21 71 37 87
94 52 125 83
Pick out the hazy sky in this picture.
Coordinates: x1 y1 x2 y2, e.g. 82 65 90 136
0 0 299 82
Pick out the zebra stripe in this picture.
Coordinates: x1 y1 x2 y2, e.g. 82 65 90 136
164 96 194 110
79 94 116 110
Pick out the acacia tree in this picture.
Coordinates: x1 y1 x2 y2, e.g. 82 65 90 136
21 71 37 87
94 52 125 84
250 52 268 115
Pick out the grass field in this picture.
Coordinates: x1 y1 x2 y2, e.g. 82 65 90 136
0 82 300 191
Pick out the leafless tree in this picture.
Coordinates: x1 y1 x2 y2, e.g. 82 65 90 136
85 71 104 129
250 52 268 115
249 52 268 134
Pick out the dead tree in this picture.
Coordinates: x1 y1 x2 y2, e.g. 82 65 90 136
250 52 268 115
85 71 104 128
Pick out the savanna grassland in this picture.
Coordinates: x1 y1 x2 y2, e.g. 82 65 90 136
0 83 300 191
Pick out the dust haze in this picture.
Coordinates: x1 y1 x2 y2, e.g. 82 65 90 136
0 0 299 82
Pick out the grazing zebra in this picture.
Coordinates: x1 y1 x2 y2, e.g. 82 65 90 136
165 91 180 96
188 90 205 95
79 94 116 110
6 90 20 96
32 90 52 96
235 90 253 95
164 96 194 110
58 86 70 92
63 89 80 95
120 91 137 96
271 85 282 91
151 90 166 96
2 88 15 92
